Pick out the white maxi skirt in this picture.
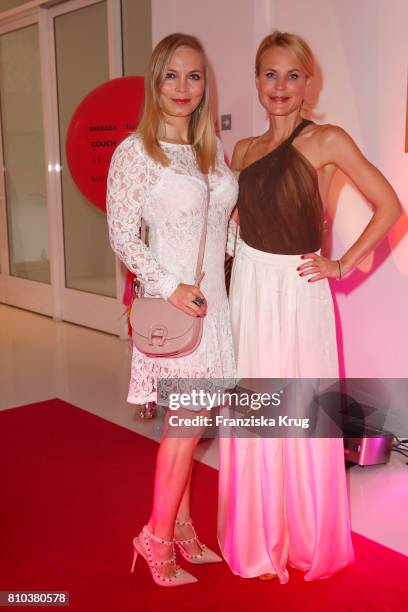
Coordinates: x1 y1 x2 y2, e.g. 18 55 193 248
218 240 354 583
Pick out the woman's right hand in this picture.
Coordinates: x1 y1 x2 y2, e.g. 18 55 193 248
168 284 207 317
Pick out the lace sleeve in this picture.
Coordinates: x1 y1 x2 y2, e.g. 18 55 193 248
106 136 182 299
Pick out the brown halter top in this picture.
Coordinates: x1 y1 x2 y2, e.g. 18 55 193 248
238 119 323 255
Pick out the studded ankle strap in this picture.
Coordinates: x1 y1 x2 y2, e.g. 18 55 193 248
143 525 174 545
175 518 193 527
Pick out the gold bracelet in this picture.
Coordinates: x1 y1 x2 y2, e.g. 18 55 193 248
337 260 342 280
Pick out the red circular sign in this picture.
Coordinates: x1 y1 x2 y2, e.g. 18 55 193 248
66 76 144 211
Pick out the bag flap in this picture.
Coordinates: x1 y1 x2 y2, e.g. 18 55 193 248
130 298 197 340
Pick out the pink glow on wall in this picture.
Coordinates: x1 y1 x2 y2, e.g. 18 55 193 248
388 215 408 275
254 0 408 377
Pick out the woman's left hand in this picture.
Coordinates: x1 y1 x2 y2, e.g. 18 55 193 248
297 253 341 282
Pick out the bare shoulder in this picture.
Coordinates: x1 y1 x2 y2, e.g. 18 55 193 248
310 123 357 149
308 123 368 169
233 136 255 157
231 137 254 171
305 123 364 167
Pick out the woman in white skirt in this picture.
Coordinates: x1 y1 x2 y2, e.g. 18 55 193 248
107 33 238 587
218 31 401 583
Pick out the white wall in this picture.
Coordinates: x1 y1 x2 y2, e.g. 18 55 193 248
152 0 255 158
152 0 408 380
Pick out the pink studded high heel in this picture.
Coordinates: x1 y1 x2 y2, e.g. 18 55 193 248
139 401 156 419
174 519 223 564
131 525 197 587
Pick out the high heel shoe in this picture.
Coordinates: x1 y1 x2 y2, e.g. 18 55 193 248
139 401 156 419
174 519 223 564
258 573 278 580
130 525 197 587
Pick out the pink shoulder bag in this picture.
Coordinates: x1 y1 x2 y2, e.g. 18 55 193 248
130 176 209 358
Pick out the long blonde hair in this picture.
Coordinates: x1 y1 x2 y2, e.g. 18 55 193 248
255 31 315 78
137 33 216 173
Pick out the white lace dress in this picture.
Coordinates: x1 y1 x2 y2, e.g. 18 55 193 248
107 134 238 404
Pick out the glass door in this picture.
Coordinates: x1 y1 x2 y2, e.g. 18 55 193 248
47 0 124 334
0 17 53 315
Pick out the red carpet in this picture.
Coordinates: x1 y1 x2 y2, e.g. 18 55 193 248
1 399 407 612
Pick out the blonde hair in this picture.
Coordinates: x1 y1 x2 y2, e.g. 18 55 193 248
255 31 314 78
137 33 216 173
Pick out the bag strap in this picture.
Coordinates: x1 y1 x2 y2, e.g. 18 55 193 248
140 219 147 244
193 174 210 285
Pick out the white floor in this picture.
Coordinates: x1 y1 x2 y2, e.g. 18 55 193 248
1 304 407 557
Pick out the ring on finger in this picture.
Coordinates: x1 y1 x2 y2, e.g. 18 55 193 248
192 296 205 307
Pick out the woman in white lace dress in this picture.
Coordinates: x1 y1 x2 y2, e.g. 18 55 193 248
107 33 237 587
